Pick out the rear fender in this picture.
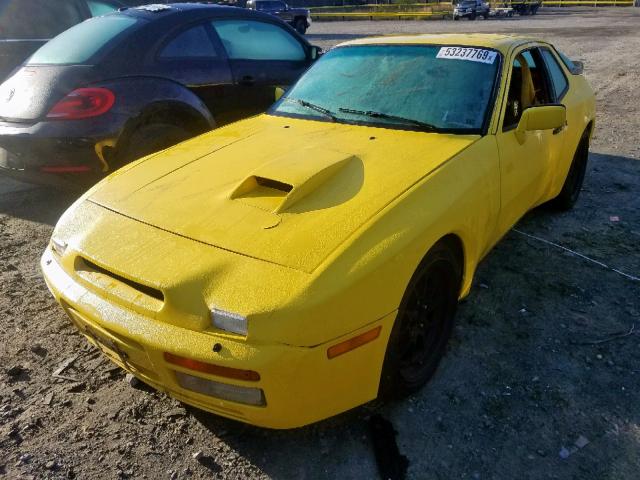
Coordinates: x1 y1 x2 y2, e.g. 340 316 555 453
93 77 215 162
97 76 215 131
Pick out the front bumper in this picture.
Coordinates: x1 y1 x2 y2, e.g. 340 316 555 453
41 247 395 429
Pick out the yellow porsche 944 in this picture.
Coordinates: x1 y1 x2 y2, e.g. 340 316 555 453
42 34 595 428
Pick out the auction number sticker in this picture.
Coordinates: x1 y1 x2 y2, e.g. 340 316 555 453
436 47 497 64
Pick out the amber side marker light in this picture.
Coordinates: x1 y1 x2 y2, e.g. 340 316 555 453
163 352 260 382
327 326 382 359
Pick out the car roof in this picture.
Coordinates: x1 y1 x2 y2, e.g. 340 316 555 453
337 34 542 54
119 3 276 22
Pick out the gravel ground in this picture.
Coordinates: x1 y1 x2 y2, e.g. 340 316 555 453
1 8 639 480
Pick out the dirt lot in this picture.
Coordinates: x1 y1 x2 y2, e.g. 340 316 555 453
1 8 639 480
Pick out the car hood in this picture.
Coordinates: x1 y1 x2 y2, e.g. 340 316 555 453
88 115 478 273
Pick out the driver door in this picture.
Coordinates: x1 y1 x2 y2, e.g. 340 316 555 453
495 47 556 234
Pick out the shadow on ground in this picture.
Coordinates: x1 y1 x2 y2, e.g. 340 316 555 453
0 178 77 226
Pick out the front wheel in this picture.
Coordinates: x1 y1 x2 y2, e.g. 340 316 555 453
379 241 461 399
550 134 589 210
483 11 489 19
469 12 477 20
453 15 460 20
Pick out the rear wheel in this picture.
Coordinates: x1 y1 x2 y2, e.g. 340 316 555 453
469 12 477 20
550 134 590 211
483 11 489 19
379 241 461 399
117 123 191 167
293 18 307 34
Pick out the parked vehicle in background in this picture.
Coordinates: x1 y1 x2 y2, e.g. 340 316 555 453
0 3 320 188
0 0 126 81
511 0 541 15
246 0 311 34
453 0 490 20
489 6 514 17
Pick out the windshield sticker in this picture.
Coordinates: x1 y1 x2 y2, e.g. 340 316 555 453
436 47 497 65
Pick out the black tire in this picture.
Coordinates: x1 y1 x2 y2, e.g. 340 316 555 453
550 133 590 211
293 18 307 35
453 15 460 20
483 11 489 19
117 123 191 166
469 12 477 20
379 241 462 400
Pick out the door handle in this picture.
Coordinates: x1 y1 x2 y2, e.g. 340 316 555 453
240 75 255 86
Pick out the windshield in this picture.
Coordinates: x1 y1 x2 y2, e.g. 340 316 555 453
27 16 138 65
270 45 500 133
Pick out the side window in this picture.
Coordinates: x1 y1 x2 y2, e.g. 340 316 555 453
159 25 217 59
87 1 119 16
503 48 552 130
212 20 306 61
541 49 568 101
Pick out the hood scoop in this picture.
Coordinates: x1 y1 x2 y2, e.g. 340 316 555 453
230 148 355 214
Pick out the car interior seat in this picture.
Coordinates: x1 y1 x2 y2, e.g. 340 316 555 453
517 54 537 110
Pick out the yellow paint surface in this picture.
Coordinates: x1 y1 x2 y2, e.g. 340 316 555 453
42 34 595 428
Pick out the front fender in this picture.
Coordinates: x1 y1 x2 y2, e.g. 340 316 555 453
248 137 501 347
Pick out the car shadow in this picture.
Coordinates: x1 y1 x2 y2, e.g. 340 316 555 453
189 404 380 478
0 177 79 226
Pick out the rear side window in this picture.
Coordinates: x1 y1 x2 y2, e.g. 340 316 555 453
159 25 217 59
0 0 84 39
541 49 568 100
212 20 305 61
28 16 137 65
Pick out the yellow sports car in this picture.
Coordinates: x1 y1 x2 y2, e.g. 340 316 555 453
42 34 595 429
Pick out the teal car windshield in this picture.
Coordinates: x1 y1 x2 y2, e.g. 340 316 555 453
271 45 501 132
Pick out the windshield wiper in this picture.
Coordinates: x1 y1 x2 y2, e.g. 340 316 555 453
287 98 337 121
338 107 438 131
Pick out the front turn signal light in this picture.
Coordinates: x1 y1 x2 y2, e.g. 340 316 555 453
327 326 381 359
164 352 260 382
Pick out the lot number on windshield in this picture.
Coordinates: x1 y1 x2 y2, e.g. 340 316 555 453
437 47 497 65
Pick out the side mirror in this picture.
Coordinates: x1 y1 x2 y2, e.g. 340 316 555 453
275 87 285 101
515 104 566 144
310 45 323 60
570 60 584 75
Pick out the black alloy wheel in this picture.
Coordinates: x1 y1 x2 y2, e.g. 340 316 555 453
379 241 461 399
551 133 590 210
